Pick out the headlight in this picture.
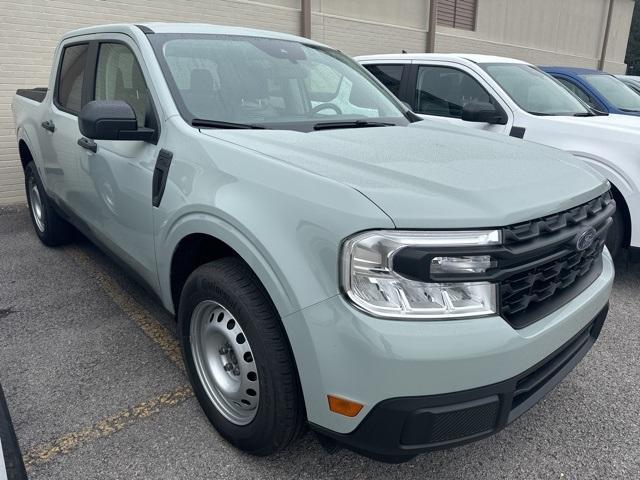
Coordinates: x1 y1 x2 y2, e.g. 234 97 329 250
341 230 501 319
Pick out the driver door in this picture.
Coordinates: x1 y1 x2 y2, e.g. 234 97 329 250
76 36 163 289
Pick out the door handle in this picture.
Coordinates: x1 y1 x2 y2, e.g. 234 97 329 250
41 120 55 133
77 137 97 153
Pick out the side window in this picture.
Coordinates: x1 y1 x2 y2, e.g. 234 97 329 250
57 43 89 113
364 64 404 97
555 77 599 109
415 66 491 118
95 43 149 127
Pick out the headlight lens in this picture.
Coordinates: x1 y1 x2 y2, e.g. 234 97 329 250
430 255 496 275
341 230 500 319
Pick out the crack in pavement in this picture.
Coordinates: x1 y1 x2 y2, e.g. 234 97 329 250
23 385 194 470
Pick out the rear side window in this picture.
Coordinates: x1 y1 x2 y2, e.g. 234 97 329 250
95 43 149 127
57 43 89 113
364 64 404 97
415 65 490 117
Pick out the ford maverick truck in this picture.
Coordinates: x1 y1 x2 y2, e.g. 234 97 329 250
12 24 614 462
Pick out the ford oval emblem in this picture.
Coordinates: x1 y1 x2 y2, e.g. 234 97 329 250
576 227 597 251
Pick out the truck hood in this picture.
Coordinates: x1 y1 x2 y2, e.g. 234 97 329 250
579 112 640 130
200 121 608 228
541 112 640 134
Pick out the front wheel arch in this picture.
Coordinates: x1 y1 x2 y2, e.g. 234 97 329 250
609 182 631 250
160 213 299 318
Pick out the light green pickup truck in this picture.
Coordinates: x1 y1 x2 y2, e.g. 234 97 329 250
12 23 614 462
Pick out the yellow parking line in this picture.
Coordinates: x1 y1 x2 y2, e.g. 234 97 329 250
19 245 198 471
63 245 184 370
22 385 194 470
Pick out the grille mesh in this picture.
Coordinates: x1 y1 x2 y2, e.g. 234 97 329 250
429 401 499 443
499 192 614 327
501 237 604 318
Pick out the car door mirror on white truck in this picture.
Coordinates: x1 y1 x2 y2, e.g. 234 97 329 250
461 100 508 125
79 100 155 142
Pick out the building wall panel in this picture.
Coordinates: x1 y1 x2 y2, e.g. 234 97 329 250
0 0 300 204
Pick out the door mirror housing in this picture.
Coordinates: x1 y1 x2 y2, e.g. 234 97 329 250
461 100 507 125
79 100 155 141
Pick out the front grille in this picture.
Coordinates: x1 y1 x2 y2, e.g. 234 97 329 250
503 192 614 244
499 192 614 329
390 191 615 329
500 235 604 319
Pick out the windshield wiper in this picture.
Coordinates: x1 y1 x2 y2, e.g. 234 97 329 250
619 108 640 113
573 112 594 117
192 118 267 130
313 120 395 131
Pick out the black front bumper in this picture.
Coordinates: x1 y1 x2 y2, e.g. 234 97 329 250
311 305 608 462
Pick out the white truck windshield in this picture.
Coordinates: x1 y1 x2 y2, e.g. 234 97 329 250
483 64 590 116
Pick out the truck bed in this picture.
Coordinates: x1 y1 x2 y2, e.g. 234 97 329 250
15 87 48 103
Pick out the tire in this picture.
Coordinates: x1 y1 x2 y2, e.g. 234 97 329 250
178 257 305 455
605 206 625 259
24 161 73 246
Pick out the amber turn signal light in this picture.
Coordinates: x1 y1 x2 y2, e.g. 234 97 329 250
327 395 364 417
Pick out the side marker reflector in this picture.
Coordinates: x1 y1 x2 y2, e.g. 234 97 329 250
328 395 363 417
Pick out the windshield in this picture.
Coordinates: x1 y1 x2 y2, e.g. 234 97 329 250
482 63 590 116
150 34 410 131
581 74 640 112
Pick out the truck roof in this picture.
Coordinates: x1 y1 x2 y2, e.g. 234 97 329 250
62 22 328 48
355 53 530 65
540 66 606 76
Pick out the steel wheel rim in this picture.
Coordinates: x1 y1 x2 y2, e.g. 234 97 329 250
28 176 45 233
190 300 260 425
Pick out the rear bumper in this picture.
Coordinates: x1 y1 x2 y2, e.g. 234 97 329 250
311 305 608 461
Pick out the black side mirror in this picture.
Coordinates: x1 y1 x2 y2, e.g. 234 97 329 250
79 100 155 141
461 100 507 125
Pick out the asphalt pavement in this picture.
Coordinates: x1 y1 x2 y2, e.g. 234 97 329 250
0 204 638 479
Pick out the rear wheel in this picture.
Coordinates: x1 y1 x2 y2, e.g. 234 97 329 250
24 162 73 246
178 258 305 455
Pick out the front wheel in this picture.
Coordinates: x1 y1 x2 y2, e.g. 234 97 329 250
178 258 305 455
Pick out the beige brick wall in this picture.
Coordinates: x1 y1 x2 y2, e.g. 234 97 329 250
0 0 301 205
435 0 634 74
435 31 629 74
310 0 429 56
0 0 635 204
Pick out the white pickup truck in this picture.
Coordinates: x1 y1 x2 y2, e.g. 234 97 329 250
358 54 639 258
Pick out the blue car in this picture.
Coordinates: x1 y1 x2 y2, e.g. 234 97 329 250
541 66 640 116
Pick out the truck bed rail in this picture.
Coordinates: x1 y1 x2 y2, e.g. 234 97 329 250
15 87 48 103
